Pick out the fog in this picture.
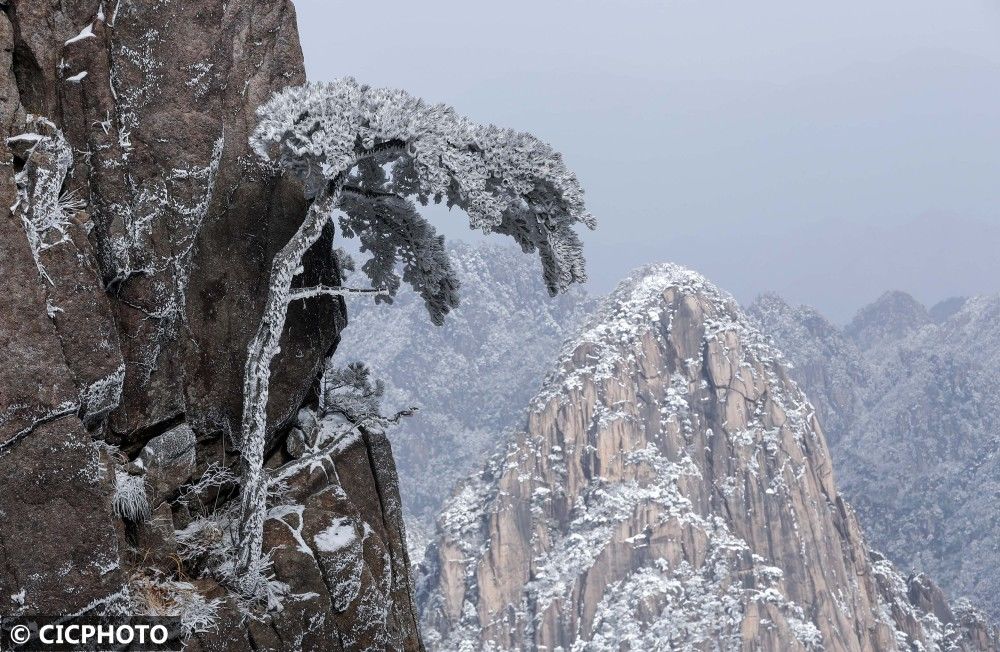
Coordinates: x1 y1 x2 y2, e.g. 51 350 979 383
294 0 1000 321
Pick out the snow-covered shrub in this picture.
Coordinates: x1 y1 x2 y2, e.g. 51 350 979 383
172 462 239 513
113 468 150 522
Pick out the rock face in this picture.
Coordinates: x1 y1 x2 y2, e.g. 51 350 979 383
417 265 998 651
750 291 1000 621
337 241 594 553
184 416 422 652
0 2 421 649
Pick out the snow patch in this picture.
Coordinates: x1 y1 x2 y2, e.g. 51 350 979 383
314 518 356 553
65 24 96 46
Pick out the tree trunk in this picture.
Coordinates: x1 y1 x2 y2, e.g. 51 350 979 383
235 188 338 593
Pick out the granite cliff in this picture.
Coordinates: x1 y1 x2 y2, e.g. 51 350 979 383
417 265 997 651
0 2 420 649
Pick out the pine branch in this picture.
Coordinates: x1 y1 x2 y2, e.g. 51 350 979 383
384 407 417 425
287 285 390 301
357 138 408 159
342 185 403 200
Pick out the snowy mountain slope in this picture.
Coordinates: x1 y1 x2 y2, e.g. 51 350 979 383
335 242 594 552
844 290 932 352
417 265 998 651
746 294 870 448
751 292 1000 619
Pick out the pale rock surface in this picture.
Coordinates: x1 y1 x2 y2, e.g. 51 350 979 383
418 265 998 651
750 291 1000 621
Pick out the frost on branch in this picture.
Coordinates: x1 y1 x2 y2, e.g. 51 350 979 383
236 78 594 594
340 179 458 324
319 361 386 423
6 116 80 284
251 77 595 305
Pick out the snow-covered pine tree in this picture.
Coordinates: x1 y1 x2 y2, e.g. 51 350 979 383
318 361 385 423
236 78 595 595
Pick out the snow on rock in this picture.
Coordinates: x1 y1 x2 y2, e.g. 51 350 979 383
64 24 96 46
80 365 125 428
417 264 998 651
245 411 421 649
337 241 595 557
6 116 75 282
314 518 358 553
750 291 1000 622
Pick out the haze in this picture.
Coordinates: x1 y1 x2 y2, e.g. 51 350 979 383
294 0 1000 322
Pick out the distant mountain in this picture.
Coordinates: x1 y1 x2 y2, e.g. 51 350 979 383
336 242 595 553
747 294 870 447
750 291 1000 620
929 296 968 323
844 290 932 352
417 265 997 651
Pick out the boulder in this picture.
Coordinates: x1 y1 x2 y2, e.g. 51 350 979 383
135 424 197 507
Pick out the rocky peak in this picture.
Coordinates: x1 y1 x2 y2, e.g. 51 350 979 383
929 296 969 323
417 264 997 651
846 290 930 350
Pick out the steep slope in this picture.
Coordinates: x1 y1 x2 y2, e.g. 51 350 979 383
746 295 870 448
752 292 1000 619
0 2 420 649
844 290 931 352
417 265 997 651
336 242 594 551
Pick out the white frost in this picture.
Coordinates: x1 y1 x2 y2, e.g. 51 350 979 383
313 518 356 553
65 24 96 46
113 469 150 522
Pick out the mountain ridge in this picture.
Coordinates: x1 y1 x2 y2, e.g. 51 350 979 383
418 263 998 651
750 289 1000 620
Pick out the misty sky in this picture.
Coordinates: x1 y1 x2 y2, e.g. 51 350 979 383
294 1 1000 322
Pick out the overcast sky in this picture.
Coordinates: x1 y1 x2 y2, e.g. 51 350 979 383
294 1 1000 322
